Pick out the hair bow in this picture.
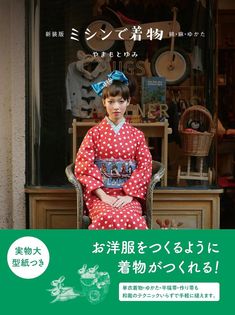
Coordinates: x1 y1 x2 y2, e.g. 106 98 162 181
91 70 129 96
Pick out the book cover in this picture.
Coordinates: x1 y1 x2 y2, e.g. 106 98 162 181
1 1 235 314
141 76 166 105
141 77 166 120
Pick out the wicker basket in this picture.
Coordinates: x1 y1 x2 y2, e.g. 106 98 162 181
178 105 215 156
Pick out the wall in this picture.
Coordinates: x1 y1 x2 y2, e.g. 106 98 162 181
0 0 25 228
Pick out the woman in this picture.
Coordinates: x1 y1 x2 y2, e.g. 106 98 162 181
75 70 152 229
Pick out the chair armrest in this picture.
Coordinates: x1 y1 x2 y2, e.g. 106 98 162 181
65 163 84 228
65 163 82 191
149 161 165 192
145 161 165 229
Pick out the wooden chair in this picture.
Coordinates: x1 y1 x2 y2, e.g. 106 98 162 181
65 160 165 229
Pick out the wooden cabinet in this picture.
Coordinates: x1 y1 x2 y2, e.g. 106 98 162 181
26 187 77 229
26 187 222 229
152 189 223 229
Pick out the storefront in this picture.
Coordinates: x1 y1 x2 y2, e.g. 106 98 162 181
0 0 25 228
2 0 234 229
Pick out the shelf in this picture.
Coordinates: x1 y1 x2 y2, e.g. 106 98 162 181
167 86 204 88
218 47 235 51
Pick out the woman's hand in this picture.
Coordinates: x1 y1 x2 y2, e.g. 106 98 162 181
101 194 118 206
112 195 133 208
94 189 133 207
94 188 117 206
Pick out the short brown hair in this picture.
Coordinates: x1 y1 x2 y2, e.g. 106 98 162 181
102 80 130 100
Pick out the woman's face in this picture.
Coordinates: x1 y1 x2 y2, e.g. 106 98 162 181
103 95 130 125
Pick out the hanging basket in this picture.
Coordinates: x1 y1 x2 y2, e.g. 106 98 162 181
178 105 215 156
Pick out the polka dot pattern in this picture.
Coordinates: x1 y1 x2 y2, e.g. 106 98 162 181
88 197 147 230
75 118 152 230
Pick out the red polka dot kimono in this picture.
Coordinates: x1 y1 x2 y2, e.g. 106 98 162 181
75 118 152 230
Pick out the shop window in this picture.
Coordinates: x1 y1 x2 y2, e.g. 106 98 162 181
26 0 218 187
